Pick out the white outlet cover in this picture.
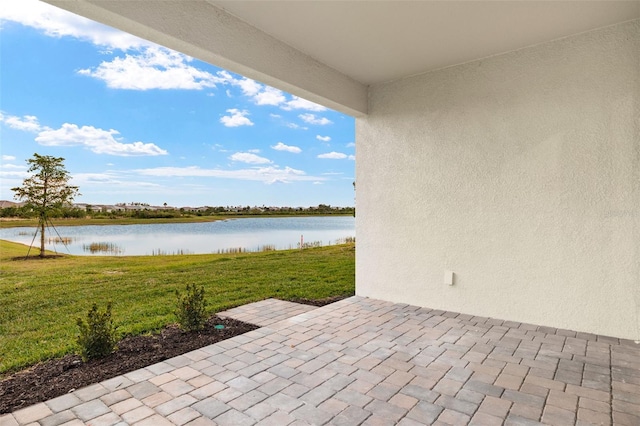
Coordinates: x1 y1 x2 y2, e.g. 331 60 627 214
444 270 454 286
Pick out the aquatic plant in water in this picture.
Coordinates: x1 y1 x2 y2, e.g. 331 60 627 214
82 242 124 255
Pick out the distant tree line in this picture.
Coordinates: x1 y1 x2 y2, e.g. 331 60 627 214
182 204 354 217
0 205 85 219
1 204 355 219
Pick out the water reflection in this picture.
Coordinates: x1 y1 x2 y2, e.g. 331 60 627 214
0 216 355 256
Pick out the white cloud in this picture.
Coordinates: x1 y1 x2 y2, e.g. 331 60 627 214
283 96 327 112
217 70 233 80
318 152 348 159
230 77 326 111
0 1 335 117
212 144 230 153
35 123 168 156
299 114 332 125
71 172 161 189
220 109 253 127
316 135 331 142
229 152 272 164
135 165 323 184
313 181 323 185
72 172 122 184
0 112 167 156
1 163 25 169
271 142 301 154
0 169 28 179
346 142 356 148
269 114 307 130
236 77 262 97
234 78 286 106
0 0 149 50
0 160 28 180
0 112 46 132
78 47 228 90
247 149 261 153
348 155 356 160
286 123 308 130
254 86 286 106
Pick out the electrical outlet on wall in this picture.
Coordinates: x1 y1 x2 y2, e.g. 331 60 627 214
444 270 454 286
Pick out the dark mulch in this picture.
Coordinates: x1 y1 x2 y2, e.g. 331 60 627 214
0 316 258 414
289 295 350 307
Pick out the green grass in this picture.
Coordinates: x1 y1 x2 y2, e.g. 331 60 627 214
0 240 355 376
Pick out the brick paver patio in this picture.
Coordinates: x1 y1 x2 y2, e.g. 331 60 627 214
217 298 318 327
2 296 639 425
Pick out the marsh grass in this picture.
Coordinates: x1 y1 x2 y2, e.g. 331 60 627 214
298 240 323 249
83 242 124 255
0 239 355 375
216 247 246 254
150 248 193 256
215 244 276 254
337 236 356 244
49 237 74 245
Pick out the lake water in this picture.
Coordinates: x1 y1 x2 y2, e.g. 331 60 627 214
0 216 355 256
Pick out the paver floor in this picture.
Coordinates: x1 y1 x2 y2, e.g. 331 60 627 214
218 298 318 327
2 296 639 425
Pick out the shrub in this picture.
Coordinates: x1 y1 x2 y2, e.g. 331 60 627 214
76 302 118 361
175 283 208 331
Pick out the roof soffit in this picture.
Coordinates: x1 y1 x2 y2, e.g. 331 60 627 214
41 1 640 115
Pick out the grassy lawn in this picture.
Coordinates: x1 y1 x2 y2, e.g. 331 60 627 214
0 240 355 376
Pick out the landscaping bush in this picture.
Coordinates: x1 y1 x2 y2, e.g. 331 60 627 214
76 302 118 361
175 283 208 331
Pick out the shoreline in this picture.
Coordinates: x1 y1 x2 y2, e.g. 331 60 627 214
0 213 354 229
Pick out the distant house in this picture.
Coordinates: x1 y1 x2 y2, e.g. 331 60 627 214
97 205 117 213
124 205 147 211
70 204 99 212
184 206 209 213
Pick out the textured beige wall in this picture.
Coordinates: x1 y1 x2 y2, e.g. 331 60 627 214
356 20 640 340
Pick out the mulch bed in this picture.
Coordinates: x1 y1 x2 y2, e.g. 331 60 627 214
0 296 349 414
289 295 348 307
0 316 258 414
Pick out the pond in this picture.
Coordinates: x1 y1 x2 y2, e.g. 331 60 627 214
0 216 355 256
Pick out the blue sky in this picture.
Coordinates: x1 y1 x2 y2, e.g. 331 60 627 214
0 1 355 208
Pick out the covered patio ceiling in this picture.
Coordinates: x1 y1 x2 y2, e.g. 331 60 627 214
43 1 640 116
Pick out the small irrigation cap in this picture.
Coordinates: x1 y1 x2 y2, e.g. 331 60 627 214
214 324 225 330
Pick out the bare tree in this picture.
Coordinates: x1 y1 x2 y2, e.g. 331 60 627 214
12 153 80 257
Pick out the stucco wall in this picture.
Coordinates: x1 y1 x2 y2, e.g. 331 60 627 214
356 20 639 340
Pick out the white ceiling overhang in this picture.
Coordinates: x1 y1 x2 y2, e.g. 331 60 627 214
42 1 640 117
